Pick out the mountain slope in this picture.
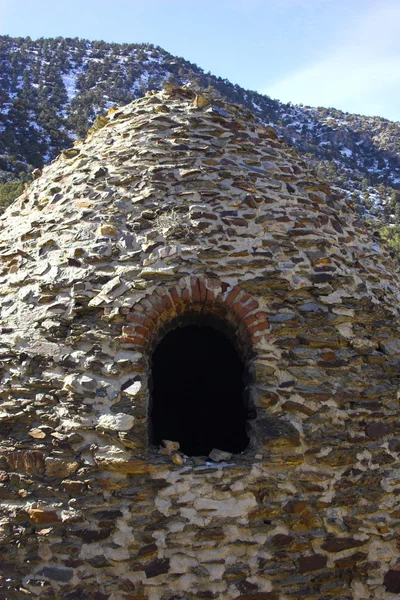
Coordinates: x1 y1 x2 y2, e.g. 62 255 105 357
1 34 400 244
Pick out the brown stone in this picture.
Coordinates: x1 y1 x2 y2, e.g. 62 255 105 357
45 458 79 478
384 569 400 593
98 460 157 474
283 500 307 514
366 422 393 439
334 552 367 569
321 537 367 553
193 94 210 109
256 417 300 448
28 428 46 439
159 439 180 455
62 147 80 159
317 449 357 467
137 543 158 558
28 509 61 524
5 450 45 474
298 553 327 573
271 534 294 548
282 400 315 416
171 453 184 465
62 479 86 493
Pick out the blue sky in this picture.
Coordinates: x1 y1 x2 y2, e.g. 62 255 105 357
1 0 399 121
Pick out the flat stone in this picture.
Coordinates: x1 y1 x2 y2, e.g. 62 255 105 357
28 428 46 439
384 569 400 593
366 422 393 439
298 302 322 312
144 558 170 578
321 537 367 553
271 534 294 548
40 566 73 582
96 413 135 431
282 401 315 416
193 94 210 108
256 417 300 447
87 555 112 568
334 552 367 569
99 224 118 236
28 509 61 524
379 339 400 355
73 527 115 543
298 553 327 573
5 450 45 474
45 458 79 478
122 380 142 396
269 312 296 322
62 148 80 159
209 448 233 462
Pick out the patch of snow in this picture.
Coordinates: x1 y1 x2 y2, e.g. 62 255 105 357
131 70 151 94
62 70 82 102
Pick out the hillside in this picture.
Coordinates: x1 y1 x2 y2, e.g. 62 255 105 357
1 35 400 254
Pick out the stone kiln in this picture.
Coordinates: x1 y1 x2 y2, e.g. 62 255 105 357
1 87 400 600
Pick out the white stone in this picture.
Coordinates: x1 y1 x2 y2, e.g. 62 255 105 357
123 380 142 396
155 497 172 516
336 323 353 338
80 543 104 559
96 413 135 431
113 526 135 547
94 444 131 462
194 493 257 518
170 553 198 573
206 563 225 581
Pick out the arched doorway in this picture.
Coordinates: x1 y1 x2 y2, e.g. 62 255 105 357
150 322 249 456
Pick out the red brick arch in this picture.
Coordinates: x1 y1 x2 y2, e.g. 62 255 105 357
119 277 269 352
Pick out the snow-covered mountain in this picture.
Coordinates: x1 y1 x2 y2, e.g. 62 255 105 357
2 35 400 253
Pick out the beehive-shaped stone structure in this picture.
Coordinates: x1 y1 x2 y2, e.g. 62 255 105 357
1 87 400 599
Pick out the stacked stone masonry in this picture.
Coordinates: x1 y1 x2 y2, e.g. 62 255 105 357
0 86 400 599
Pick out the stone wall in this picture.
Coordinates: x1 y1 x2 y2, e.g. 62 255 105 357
0 88 400 599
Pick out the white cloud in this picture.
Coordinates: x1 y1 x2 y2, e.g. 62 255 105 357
264 1 400 119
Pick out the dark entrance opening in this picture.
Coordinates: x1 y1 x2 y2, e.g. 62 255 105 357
151 323 249 456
